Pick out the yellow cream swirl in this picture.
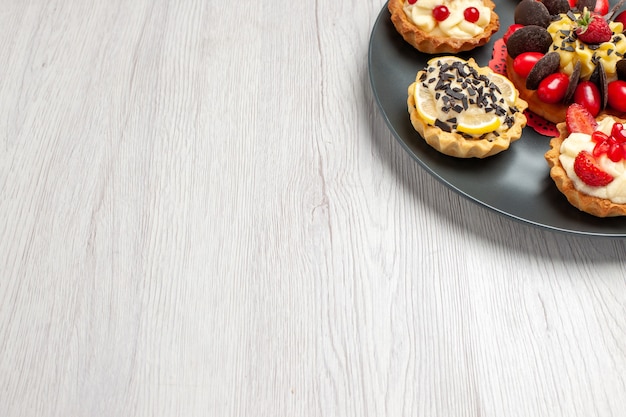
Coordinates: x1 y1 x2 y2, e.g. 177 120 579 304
547 12 626 81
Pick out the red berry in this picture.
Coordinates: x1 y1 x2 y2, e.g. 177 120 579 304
611 123 626 142
594 0 609 15
592 130 609 144
612 123 622 137
574 81 601 117
432 5 450 22
608 142 623 162
607 81 626 112
537 73 569 104
574 151 614 187
503 24 524 45
615 11 626 27
590 125 626 162
513 52 543 78
407 0 417 4
566 103 598 135
593 139 611 157
463 7 479 23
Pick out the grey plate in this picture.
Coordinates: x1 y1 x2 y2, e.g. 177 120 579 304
368 2 626 237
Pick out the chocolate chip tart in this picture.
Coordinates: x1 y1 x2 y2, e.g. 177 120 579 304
407 57 528 158
388 0 500 54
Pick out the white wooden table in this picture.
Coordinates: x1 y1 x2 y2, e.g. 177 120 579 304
1 1 626 416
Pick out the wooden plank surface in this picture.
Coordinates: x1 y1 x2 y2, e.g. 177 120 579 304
1 1 625 416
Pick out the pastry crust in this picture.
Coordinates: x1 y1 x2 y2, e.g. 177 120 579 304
407 59 528 158
545 117 626 217
388 0 500 54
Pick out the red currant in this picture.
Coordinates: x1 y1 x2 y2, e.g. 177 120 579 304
463 7 480 23
408 0 417 4
432 5 450 21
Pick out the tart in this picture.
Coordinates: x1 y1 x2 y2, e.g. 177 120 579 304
545 107 626 217
504 1 626 124
408 56 528 158
388 0 500 54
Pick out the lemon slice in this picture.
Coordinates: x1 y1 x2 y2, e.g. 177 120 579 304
490 74 516 104
457 113 501 136
415 86 437 125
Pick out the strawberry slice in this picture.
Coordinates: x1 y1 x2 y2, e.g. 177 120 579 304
566 103 598 135
594 0 609 16
573 150 614 187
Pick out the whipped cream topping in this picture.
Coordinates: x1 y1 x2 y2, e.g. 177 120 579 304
560 117 626 203
403 0 491 39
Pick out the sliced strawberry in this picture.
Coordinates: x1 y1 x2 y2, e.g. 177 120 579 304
566 103 598 134
574 151 614 187
594 0 609 16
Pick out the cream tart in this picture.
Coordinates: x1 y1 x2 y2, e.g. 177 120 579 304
545 107 626 217
389 0 500 54
408 57 528 158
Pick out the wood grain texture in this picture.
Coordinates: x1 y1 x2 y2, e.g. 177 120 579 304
1 1 626 416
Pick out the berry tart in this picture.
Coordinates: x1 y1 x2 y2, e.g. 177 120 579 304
408 56 528 158
388 0 500 54
545 103 626 216
504 0 626 124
